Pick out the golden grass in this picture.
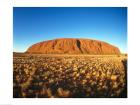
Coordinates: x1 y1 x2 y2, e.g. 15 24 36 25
13 54 127 98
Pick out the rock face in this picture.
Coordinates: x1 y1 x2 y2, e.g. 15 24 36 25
26 38 121 54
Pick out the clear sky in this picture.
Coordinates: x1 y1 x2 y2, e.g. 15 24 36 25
13 7 127 53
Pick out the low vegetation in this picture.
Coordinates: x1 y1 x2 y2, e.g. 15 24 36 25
13 54 127 98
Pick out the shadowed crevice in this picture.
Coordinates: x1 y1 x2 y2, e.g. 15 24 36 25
76 40 83 53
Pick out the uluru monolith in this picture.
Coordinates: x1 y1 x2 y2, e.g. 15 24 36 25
26 38 121 54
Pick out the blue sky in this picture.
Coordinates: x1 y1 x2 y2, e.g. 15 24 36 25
13 7 127 53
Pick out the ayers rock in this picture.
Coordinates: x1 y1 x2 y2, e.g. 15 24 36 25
26 38 121 54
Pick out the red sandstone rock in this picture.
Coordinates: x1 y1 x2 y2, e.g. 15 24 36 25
26 38 121 54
